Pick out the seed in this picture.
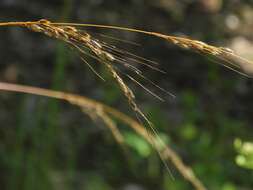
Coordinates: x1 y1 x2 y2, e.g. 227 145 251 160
220 47 234 54
38 19 51 24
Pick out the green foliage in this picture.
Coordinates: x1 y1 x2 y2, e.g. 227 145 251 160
124 132 152 158
84 173 113 190
124 131 170 159
221 182 237 190
180 123 198 141
234 138 253 170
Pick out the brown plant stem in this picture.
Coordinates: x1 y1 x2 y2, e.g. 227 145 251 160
0 82 207 190
1 19 253 77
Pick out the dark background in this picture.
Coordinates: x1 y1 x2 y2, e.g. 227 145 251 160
0 0 253 189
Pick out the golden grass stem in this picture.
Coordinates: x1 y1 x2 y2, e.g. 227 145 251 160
0 82 206 190
1 19 252 77
0 21 36 27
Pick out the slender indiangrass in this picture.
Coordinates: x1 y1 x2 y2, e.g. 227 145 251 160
1 18 252 190
0 82 207 190
1 19 252 124
0 19 175 171
51 21 253 77
20 19 165 125
1 19 253 78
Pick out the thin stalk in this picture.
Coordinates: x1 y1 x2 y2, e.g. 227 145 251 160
0 21 36 27
0 82 207 190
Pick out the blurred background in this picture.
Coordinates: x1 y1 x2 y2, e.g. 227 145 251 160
0 0 253 189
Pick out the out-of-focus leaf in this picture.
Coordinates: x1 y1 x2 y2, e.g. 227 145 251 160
124 132 152 158
180 123 198 140
85 174 113 190
221 182 236 190
234 138 253 169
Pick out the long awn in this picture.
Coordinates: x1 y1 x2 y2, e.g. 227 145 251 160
1 19 252 190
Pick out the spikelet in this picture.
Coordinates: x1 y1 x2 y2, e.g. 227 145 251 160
49 21 253 77
24 19 153 129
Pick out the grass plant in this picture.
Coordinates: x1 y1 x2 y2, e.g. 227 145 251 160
1 18 253 190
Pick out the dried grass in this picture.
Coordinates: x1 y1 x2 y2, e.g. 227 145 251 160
1 18 252 190
0 81 206 190
52 21 253 77
2 19 252 122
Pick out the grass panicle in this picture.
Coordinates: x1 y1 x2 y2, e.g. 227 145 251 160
21 19 165 126
2 18 252 190
51 21 253 77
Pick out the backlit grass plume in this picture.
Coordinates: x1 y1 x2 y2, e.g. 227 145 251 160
1 19 252 127
5 19 169 123
0 19 178 154
1 19 252 116
51 20 253 77
1 18 252 190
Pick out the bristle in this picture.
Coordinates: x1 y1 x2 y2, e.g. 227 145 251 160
52 21 253 78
